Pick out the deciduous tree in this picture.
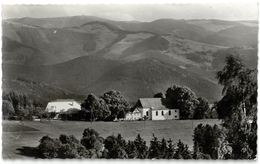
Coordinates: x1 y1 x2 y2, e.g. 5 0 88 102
102 90 130 120
165 85 199 119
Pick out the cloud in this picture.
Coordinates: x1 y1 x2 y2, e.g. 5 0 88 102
95 12 135 21
2 4 258 21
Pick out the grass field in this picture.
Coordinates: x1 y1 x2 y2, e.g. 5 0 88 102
2 119 221 159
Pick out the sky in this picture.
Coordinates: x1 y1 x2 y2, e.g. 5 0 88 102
2 3 259 21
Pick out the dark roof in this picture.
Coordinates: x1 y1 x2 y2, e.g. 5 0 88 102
138 98 165 110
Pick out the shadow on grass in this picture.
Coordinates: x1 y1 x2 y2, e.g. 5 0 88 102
16 146 42 158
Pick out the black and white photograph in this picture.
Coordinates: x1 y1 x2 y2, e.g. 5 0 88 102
1 1 258 160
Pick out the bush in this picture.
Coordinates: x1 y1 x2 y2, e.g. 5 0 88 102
193 152 211 159
38 136 61 158
41 112 57 119
38 134 94 159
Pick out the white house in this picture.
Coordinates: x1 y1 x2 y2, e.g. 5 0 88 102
126 98 179 120
125 108 142 121
45 99 81 113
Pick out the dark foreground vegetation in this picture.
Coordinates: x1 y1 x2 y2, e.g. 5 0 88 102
21 115 255 160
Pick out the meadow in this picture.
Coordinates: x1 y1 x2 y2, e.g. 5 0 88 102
2 119 221 159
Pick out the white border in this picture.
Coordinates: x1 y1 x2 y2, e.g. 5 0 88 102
0 0 259 164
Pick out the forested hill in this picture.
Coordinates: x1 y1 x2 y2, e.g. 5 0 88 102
2 16 258 103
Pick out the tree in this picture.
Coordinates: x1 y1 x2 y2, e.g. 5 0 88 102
159 138 168 158
216 55 257 159
173 140 192 159
2 91 45 120
165 85 199 119
38 134 93 159
81 93 110 121
193 124 221 159
80 128 104 157
103 134 128 159
216 55 256 120
125 141 138 158
153 92 164 98
2 100 15 119
193 97 210 119
102 90 130 120
58 134 88 159
133 134 148 158
148 134 161 159
38 136 62 158
165 139 175 159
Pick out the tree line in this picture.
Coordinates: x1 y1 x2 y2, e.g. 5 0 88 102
35 126 216 159
2 87 214 121
2 91 45 120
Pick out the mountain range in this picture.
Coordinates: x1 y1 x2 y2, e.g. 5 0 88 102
2 16 258 104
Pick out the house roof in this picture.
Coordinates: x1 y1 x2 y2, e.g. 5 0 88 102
138 98 165 110
133 108 142 113
50 99 80 104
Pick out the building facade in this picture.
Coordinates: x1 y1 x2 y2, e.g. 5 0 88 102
125 108 142 120
127 98 179 120
45 99 81 113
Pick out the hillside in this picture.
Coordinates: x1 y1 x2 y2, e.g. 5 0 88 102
2 16 258 103
5 16 258 47
2 20 123 65
2 78 84 106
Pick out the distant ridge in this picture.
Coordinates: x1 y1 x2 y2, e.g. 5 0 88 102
2 15 257 103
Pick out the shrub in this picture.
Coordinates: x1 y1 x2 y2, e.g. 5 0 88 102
193 152 211 159
38 134 94 159
38 136 61 158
